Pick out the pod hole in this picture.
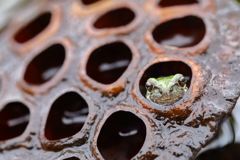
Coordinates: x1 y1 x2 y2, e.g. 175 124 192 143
14 12 52 43
86 42 132 84
23 44 65 85
139 61 192 96
93 7 135 29
196 143 240 160
97 111 146 160
0 102 30 141
158 0 198 8
64 157 80 160
152 16 206 48
81 0 101 5
45 92 89 140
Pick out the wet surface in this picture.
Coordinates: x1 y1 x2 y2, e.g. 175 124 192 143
0 0 240 159
86 42 132 84
195 99 240 160
14 12 51 43
93 8 135 29
0 102 30 141
152 16 206 48
97 111 146 160
158 0 199 8
23 44 65 85
195 98 240 160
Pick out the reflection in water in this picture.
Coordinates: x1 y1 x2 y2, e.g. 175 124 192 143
99 60 130 72
7 114 30 127
62 107 88 125
161 34 194 48
196 98 240 160
119 129 138 137
42 66 60 81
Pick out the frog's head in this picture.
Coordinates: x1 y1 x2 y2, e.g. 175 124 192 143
145 74 188 106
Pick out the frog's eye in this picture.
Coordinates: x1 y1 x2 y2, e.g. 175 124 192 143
178 77 186 87
145 83 153 91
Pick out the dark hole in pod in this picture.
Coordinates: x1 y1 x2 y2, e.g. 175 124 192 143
23 44 65 85
86 42 132 84
93 7 135 29
139 61 192 96
81 0 101 5
14 12 51 43
152 16 206 48
158 0 199 8
195 144 240 160
97 111 146 160
0 102 30 141
44 92 89 140
64 157 80 160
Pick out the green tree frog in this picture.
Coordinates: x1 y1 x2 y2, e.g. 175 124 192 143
145 74 188 106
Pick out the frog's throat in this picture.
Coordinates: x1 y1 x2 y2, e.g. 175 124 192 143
148 93 185 106
146 86 188 106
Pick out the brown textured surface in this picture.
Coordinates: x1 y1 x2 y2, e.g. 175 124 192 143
0 0 240 160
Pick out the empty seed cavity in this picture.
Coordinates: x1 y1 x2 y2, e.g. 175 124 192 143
97 111 146 160
44 92 89 140
152 16 206 48
14 12 52 43
158 0 199 8
23 44 65 85
81 0 101 5
93 7 135 29
86 42 132 84
0 102 30 141
63 157 80 160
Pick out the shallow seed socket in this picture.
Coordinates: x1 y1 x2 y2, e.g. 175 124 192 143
0 102 30 141
81 0 101 5
97 111 146 160
86 42 132 84
14 12 52 43
152 16 206 48
158 0 199 8
93 7 135 29
44 92 89 140
23 44 65 85
139 61 192 96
